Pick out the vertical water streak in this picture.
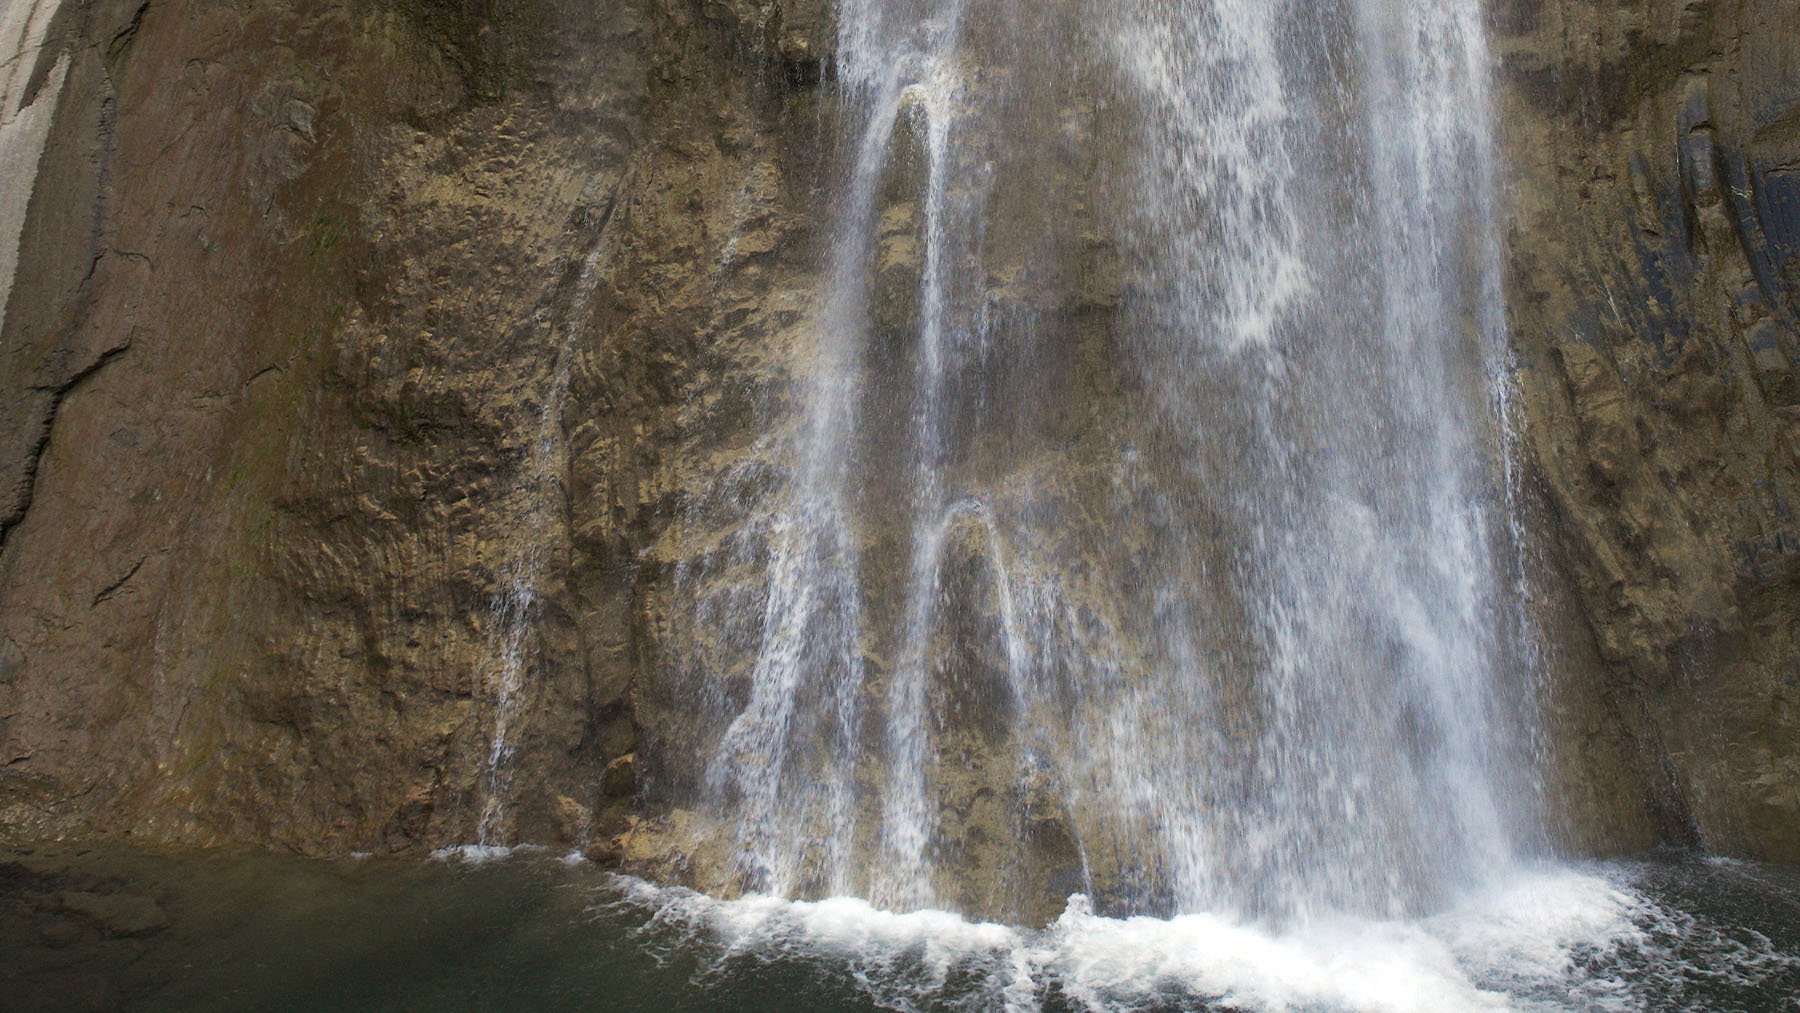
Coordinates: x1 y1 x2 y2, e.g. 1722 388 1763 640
878 57 982 911
476 241 610 845
729 0 1006 904
0 0 70 337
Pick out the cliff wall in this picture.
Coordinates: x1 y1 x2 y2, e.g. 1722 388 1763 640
0 0 1795 870
1498 0 1800 859
0 0 837 851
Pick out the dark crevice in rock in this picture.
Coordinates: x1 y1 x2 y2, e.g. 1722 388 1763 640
90 553 148 607
1 341 130 551
103 1 149 74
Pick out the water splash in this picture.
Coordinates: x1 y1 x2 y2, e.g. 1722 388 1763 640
613 862 1800 1012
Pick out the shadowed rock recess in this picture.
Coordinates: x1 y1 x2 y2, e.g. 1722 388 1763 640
0 0 1794 898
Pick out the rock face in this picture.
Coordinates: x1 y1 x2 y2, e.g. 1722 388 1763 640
0 0 1795 879
1497 0 1800 860
0 0 827 851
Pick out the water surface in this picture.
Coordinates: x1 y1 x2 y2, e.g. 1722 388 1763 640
5 846 1796 1011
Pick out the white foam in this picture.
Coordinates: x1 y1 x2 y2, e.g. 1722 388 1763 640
606 865 1750 1013
1043 898 1503 1012
429 843 535 864
617 878 1027 1008
1426 867 1645 993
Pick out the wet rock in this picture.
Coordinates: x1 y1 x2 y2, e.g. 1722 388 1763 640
0 0 736 855
1497 0 1800 860
0 638 22 684
601 754 635 799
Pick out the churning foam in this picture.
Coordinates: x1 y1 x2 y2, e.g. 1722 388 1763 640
608 863 1798 1012
429 843 531 864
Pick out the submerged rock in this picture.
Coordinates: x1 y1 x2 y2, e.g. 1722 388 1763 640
58 890 169 938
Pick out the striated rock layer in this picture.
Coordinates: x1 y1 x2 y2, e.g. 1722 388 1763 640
0 0 1794 879
0 0 833 851
1498 0 1800 861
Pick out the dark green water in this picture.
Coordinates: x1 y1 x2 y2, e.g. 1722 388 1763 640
4 845 1797 1012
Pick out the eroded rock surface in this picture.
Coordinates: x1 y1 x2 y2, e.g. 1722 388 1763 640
1497 0 1800 860
0 0 826 853
0 0 1795 883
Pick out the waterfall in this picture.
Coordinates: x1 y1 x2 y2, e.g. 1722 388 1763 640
677 0 1537 925
0 0 71 337
475 237 612 845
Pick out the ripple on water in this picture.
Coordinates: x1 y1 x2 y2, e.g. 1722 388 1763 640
5 847 1795 1011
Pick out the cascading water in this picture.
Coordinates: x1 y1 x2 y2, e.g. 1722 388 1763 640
474 239 611 846
8 2 1798 1010
675 0 1543 928
594 2 1602 974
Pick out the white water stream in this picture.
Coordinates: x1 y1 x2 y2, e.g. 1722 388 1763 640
688 0 1540 928
616 1 1763 1008
0 0 70 336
